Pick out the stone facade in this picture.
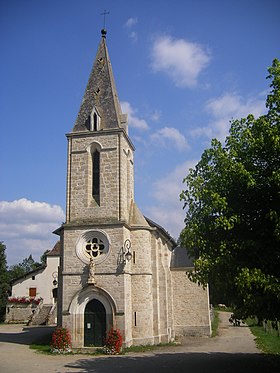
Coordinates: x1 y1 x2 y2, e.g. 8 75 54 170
56 31 211 348
66 130 134 224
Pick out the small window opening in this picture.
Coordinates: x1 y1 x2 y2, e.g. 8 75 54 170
90 109 100 131
85 115 91 130
134 312 137 327
93 113 98 131
32 276 35 280
132 251 136 264
29 287 36 297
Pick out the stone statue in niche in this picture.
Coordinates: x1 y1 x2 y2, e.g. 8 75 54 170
88 258 96 285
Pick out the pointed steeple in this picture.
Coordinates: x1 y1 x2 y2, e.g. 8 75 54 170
73 30 127 132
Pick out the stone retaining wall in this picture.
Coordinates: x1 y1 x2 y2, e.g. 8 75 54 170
5 303 36 323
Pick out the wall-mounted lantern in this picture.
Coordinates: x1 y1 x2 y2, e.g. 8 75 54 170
52 271 58 286
123 239 132 264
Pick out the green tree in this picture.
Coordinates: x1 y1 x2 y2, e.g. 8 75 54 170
0 242 9 321
40 249 50 265
20 254 41 272
180 59 280 322
8 254 41 282
8 263 25 281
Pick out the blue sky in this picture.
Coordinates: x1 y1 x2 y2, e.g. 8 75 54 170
1 0 279 265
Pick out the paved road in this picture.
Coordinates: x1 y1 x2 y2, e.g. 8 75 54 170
0 312 279 372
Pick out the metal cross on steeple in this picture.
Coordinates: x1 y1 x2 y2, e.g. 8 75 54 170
100 10 110 29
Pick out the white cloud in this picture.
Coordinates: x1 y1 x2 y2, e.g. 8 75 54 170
129 31 138 43
146 160 197 239
151 35 211 87
151 126 189 151
121 101 149 130
206 93 265 119
124 18 138 43
124 17 138 28
191 92 266 141
150 110 161 121
0 198 65 265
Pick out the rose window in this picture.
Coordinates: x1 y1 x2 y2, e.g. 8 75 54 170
76 230 110 264
85 237 105 259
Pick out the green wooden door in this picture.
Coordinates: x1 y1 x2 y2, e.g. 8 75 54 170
84 299 106 346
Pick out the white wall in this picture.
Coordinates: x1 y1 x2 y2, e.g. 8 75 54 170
12 256 59 304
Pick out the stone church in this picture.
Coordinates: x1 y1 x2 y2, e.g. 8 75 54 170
55 29 211 348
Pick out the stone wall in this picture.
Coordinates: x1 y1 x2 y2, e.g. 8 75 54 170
151 233 174 343
5 303 36 323
171 269 211 337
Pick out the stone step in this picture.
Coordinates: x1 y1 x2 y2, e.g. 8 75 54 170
30 305 52 325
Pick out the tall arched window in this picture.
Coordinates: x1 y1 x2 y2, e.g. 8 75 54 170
92 149 100 204
87 141 102 206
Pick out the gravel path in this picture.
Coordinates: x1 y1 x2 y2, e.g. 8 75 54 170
159 311 260 354
0 312 278 373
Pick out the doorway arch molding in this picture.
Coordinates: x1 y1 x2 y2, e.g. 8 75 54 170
68 285 117 347
69 285 117 316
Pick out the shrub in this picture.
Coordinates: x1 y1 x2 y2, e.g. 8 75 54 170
50 327 72 354
103 328 123 354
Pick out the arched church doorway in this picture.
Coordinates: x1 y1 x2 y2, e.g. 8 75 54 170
84 299 106 346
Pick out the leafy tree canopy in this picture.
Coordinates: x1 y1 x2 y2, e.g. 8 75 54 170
8 254 41 282
180 59 280 322
40 249 50 265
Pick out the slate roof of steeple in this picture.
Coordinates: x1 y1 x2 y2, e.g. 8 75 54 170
72 29 124 132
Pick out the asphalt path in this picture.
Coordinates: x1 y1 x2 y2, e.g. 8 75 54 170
0 312 279 372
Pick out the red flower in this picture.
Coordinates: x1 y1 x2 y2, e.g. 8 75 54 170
50 327 72 353
104 328 123 354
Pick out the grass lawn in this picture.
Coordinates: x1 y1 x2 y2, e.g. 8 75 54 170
30 331 177 355
247 319 280 355
123 342 177 353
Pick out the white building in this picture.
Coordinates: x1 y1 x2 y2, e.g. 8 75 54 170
6 242 60 324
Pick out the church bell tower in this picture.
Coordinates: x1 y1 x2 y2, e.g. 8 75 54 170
57 29 145 348
66 28 134 225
